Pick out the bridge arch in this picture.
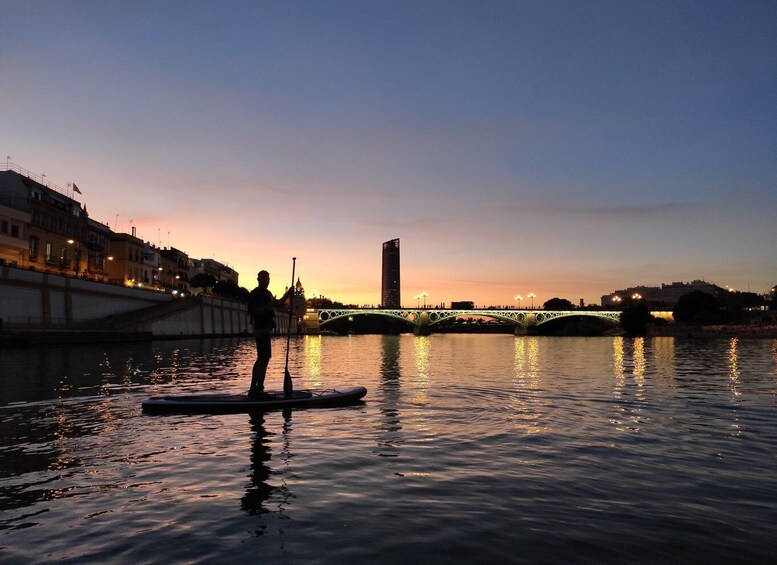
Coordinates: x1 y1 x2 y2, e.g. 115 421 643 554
313 308 623 330
317 309 419 327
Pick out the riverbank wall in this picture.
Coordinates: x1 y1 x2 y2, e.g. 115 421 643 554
0 264 258 344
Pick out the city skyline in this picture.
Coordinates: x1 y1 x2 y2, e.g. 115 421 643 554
2 2 775 306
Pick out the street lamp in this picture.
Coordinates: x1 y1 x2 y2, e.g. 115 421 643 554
514 295 523 309
632 293 642 300
528 292 536 309
67 239 81 274
415 291 428 308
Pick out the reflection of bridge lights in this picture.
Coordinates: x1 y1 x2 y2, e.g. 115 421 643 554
634 337 645 384
414 336 430 381
305 335 323 384
511 337 541 433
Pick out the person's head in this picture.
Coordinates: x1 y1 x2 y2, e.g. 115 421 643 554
257 270 270 288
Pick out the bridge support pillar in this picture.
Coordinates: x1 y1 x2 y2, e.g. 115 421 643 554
514 326 527 336
414 325 432 336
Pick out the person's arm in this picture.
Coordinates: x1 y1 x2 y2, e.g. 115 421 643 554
279 286 294 304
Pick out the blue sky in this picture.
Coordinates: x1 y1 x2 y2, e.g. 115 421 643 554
2 1 775 305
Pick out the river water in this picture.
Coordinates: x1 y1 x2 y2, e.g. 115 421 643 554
1 335 776 563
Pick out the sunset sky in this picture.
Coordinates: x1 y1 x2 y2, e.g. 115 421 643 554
2 1 775 307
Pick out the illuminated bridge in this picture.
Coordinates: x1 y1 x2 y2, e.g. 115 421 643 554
304 308 630 335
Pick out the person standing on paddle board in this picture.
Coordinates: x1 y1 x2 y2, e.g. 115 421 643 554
247 270 293 398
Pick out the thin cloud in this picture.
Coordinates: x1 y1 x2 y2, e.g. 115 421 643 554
575 202 697 219
499 199 699 220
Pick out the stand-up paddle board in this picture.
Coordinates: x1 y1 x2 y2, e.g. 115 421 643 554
142 386 367 414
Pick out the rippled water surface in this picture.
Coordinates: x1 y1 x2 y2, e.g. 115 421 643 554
1 335 776 563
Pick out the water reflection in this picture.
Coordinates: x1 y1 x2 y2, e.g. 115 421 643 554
375 335 402 457
773 340 777 389
726 338 744 440
510 337 541 433
728 338 741 398
633 337 646 398
610 337 647 432
2 336 777 561
612 336 625 386
304 335 323 386
652 337 676 382
410 336 430 406
241 410 294 533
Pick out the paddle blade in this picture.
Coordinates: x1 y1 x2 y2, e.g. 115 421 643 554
283 368 294 397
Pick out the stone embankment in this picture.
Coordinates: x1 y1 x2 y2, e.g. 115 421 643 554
0 264 256 344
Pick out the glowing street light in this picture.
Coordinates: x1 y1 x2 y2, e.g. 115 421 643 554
66 239 81 273
415 291 429 308
527 292 536 309
632 293 642 300
514 294 523 309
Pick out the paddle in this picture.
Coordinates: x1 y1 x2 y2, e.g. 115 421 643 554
283 257 296 397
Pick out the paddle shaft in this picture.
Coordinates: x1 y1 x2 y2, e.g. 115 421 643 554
283 257 296 397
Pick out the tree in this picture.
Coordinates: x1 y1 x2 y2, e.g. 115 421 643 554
212 280 249 301
619 302 655 336
190 273 217 290
543 297 574 311
719 290 765 310
673 291 720 324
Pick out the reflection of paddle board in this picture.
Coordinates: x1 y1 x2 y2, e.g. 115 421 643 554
142 386 367 414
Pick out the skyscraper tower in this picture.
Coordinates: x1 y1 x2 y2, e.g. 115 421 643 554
381 238 400 308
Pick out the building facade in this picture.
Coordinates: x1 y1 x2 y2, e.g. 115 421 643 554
0 170 90 276
1 165 237 295
107 231 145 286
193 258 239 286
0 203 30 266
160 247 191 294
381 238 401 308
601 280 725 308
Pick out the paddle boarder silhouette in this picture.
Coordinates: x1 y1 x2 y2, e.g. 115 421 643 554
247 270 293 398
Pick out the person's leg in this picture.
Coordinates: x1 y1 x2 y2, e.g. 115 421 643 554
250 356 269 394
249 329 272 396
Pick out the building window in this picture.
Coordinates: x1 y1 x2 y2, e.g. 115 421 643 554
0 219 7 234
45 241 53 262
30 237 39 260
11 224 20 238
